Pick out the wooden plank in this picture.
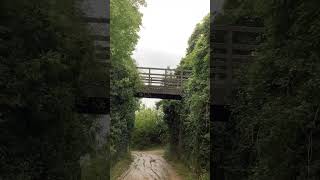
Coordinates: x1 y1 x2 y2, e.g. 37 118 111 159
144 81 182 87
143 85 180 89
140 77 189 81
141 80 187 84
137 67 193 73
141 82 181 86
148 68 151 85
141 82 180 86
140 73 189 78
136 93 181 99
141 77 165 80
137 67 176 71
140 75 189 80
143 85 181 88
139 72 189 78
140 78 179 81
142 86 181 90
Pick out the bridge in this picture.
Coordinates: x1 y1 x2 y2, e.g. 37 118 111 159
135 67 192 100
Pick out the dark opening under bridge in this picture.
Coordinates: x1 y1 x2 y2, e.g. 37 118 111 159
135 67 192 100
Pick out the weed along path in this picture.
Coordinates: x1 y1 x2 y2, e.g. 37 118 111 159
118 149 182 180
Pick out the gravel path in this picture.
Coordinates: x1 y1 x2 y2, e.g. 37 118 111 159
118 149 182 180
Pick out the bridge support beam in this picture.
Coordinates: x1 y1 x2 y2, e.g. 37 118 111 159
135 92 182 100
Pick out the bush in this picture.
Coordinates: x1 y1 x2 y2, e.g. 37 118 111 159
110 0 144 164
131 105 168 149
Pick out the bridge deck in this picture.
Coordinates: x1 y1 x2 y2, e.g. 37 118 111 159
135 67 191 99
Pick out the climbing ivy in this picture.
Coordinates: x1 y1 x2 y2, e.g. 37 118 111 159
0 0 104 179
110 0 144 164
158 14 210 178
214 0 320 179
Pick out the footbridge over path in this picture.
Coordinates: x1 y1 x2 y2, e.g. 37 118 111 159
135 67 192 100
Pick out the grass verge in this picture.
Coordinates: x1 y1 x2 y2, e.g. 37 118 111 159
110 153 132 180
166 158 197 180
167 160 210 180
164 148 209 180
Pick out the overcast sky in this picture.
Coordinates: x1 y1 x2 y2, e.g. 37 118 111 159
132 0 210 108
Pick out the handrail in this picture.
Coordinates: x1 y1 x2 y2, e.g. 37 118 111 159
137 67 193 73
137 66 192 88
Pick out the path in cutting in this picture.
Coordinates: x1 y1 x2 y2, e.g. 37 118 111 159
118 149 182 180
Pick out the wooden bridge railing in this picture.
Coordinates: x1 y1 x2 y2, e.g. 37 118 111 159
137 67 191 88
136 67 192 99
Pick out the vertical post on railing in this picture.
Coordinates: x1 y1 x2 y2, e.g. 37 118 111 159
164 69 167 86
148 68 151 85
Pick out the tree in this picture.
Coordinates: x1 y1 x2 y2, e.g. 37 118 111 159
110 0 144 164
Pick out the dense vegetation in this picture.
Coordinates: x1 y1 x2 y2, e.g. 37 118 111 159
110 0 144 165
213 0 320 179
0 0 108 179
131 105 167 149
157 14 210 178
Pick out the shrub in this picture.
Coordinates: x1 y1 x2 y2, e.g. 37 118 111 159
131 105 168 149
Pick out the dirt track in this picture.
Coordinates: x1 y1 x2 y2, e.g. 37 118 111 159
118 149 182 180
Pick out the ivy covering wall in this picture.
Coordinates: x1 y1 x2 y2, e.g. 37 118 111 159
213 0 320 179
0 0 107 179
158 14 210 178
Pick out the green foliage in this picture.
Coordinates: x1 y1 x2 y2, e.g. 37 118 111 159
110 0 144 164
132 105 167 149
158 14 210 177
0 0 106 179
110 153 132 180
165 156 209 180
214 0 320 179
